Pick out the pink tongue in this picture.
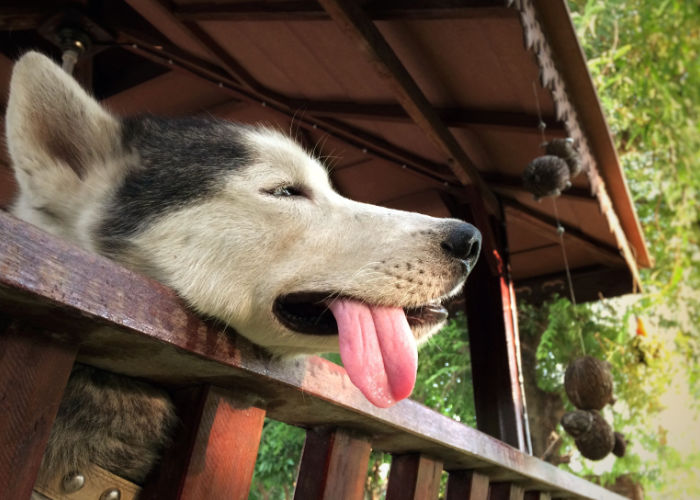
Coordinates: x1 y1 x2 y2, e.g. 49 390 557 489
329 299 417 408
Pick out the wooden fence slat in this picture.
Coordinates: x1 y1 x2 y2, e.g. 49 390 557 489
446 470 491 500
0 321 78 500
0 211 629 500
524 492 552 500
294 428 371 500
386 454 443 500
142 385 265 500
489 482 525 500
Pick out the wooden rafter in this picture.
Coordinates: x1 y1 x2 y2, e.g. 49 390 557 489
172 0 515 22
115 24 457 184
286 99 566 136
514 265 635 304
317 0 499 212
483 173 596 202
502 197 622 266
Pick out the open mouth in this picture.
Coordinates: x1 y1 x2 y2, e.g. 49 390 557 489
273 291 448 336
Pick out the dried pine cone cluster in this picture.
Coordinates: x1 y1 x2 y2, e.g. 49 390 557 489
560 356 627 460
522 138 583 200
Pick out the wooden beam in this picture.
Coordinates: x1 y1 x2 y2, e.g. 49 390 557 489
173 0 515 21
288 99 565 136
386 454 443 500
502 197 623 266
317 0 499 212
294 428 371 500
0 212 627 500
514 265 634 304
141 386 265 500
483 173 595 202
446 470 491 500
0 321 78 500
114 24 457 184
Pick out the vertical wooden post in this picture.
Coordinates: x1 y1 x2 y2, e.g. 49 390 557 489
462 195 529 452
446 470 490 500
386 454 443 500
489 482 525 500
294 428 371 500
142 385 265 500
0 321 78 500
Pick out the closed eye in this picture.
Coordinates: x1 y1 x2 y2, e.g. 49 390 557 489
264 185 308 198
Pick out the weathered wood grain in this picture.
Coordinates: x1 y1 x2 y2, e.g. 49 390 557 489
489 482 526 500
446 470 490 500
0 211 625 500
0 321 78 500
294 428 371 500
141 385 265 500
386 454 443 500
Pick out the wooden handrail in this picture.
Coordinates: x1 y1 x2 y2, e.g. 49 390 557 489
0 210 623 499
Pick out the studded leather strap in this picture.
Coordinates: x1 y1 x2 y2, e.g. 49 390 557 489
34 463 141 500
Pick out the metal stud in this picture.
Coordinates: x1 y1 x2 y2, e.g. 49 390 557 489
61 472 85 493
100 488 121 500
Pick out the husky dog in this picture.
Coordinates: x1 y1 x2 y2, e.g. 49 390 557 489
6 52 481 485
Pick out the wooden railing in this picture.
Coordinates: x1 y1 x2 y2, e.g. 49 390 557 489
0 210 623 500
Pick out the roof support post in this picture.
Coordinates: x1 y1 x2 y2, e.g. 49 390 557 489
461 194 531 452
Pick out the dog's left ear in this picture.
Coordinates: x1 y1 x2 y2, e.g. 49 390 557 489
6 51 120 179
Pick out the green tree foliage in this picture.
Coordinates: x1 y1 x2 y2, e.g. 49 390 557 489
412 312 476 426
520 297 675 489
520 2 700 495
250 420 305 500
567 0 700 383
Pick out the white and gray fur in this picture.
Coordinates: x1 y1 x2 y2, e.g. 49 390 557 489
7 52 481 484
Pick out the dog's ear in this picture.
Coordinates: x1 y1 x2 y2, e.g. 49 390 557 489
6 51 120 179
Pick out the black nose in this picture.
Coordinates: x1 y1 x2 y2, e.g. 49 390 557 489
441 222 482 265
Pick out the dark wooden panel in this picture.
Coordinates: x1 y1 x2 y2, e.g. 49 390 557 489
0 321 78 500
446 470 490 500
524 492 552 500
489 482 525 500
294 428 371 500
0 212 626 500
386 454 443 500
143 385 265 500
173 0 515 21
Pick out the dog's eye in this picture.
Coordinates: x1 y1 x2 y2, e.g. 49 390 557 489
266 185 306 198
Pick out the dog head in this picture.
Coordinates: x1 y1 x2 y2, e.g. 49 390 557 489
7 52 481 407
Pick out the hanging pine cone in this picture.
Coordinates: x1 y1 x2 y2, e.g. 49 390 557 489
561 410 615 460
564 356 614 410
545 138 582 178
522 155 571 200
612 431 627 457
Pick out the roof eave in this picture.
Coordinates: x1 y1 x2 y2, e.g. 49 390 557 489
528 0 652 270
